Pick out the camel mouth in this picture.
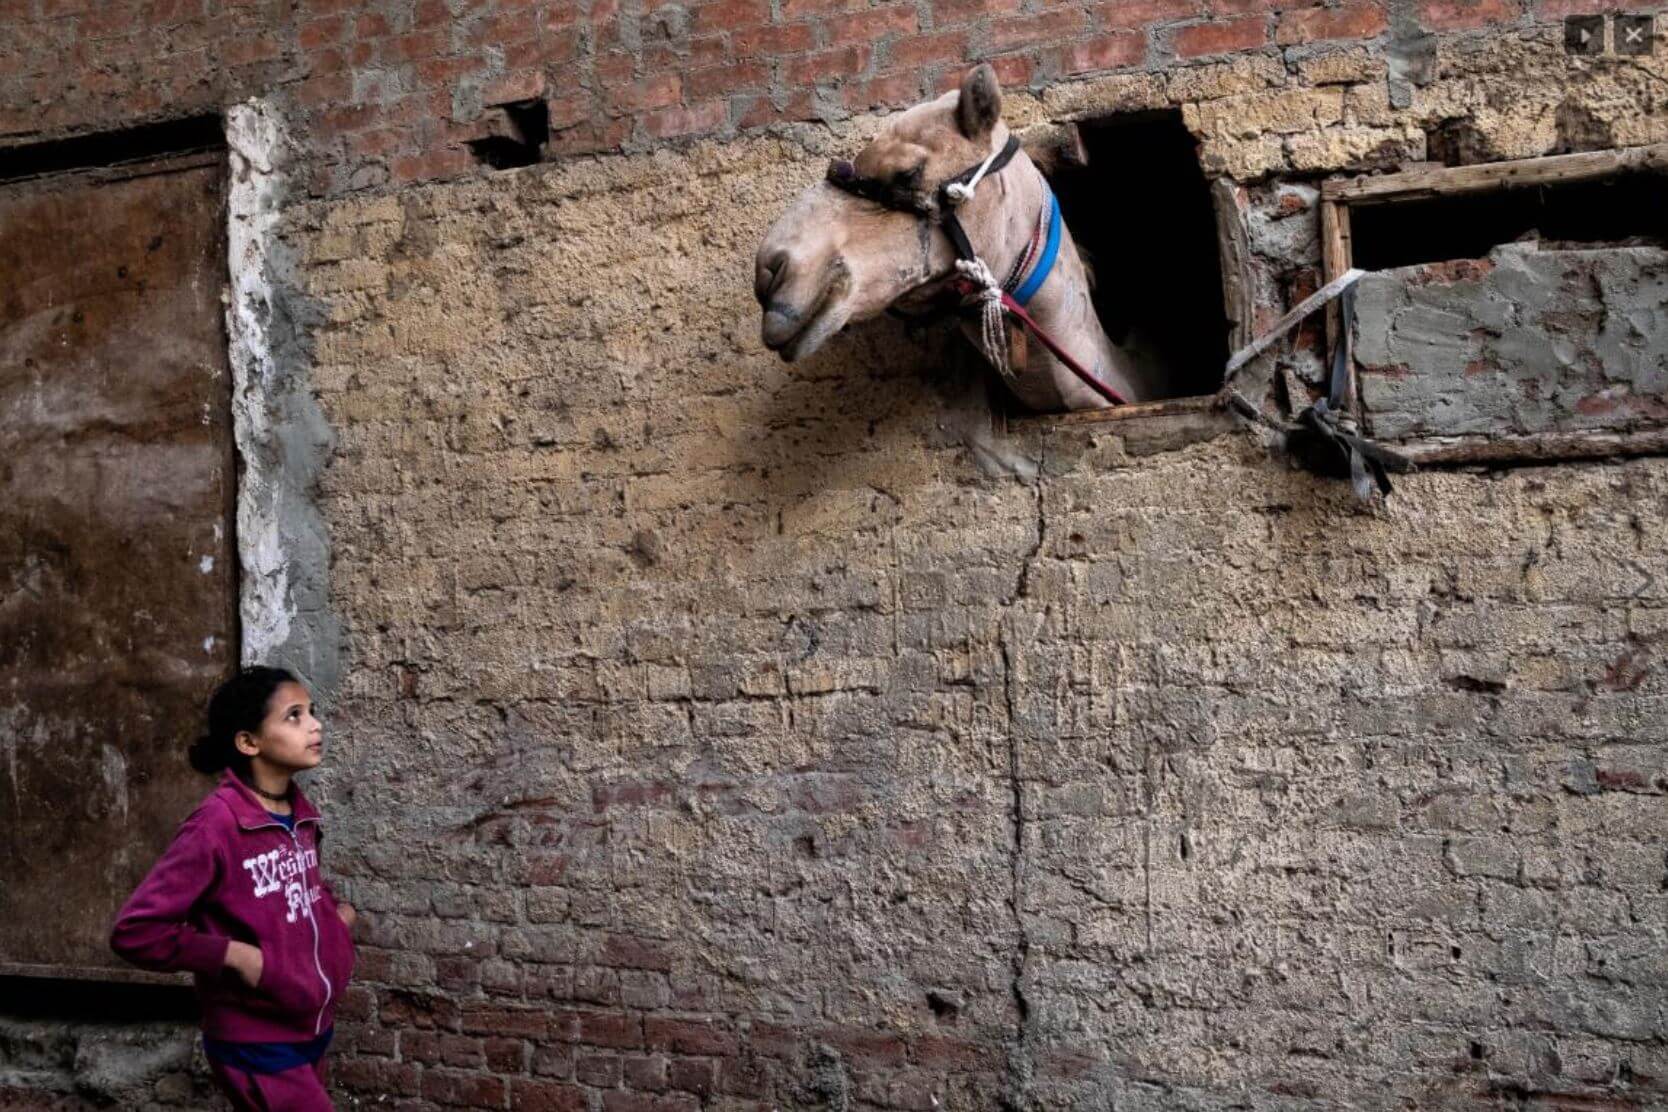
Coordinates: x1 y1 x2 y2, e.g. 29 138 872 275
761 267 851 362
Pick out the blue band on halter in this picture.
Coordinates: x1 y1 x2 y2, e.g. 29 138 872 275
1011 187 1061 308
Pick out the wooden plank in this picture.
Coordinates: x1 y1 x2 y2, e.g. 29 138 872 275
1009 394 1222 427
1319 197 1348 358
0 961 190 986
1223 267 1365 382
1211 177 1253 352
1321 141 1668 203
1400 428 1668 466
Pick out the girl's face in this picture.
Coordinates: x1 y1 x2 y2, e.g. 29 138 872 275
237 681 324 772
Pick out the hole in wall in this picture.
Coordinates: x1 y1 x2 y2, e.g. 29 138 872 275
1046 108 1230 401
1349 170 1668 271
466 98 549 170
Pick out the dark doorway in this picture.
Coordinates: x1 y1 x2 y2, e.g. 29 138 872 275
1047 108 1230 400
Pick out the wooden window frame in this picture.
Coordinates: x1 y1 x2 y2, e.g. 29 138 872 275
1320 142 1668 466
1002 125 1252 437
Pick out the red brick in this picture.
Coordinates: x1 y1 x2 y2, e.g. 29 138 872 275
420 1070 506 1109
625 1053 671 1090
1418 0 1518 28
335 985 376 1022
1096 0 1202 27
1050 30 1145 72
577 1052 623 1086
333 1057 422 1096
932 0 1022 24
686 60 769 99
575 1008 646 1048
347 127 414 163
460 1002 550 1038
821 1026 907 1066
482 68 546 104
602 933 676 972
825 4 919 47
780 0 851 17
989 6 1085 49
512 1079 589 1112
548 116 633 158
784 44 871 85
986 50 1036 86
913 1035 988 1069
735 90 815 129
485 1037 526 1072
719 1054 773 1097
646 1016 740 1056
416 54 481 85
886 29 969 69
607 72 682 113
1174 15 1268 55
355 10 391 36
734 22 817 55
386 28 446 61
668 1056 718 1094
1276 1 1387 42
646 35 730 69
602 1093 700 1112
1533 0 1608 14
641 98 729 138
222 33 284 65
1207 0 1316 13
298 15 343 48
845 70 924 107
692 0 768 34
747 1020 802 1060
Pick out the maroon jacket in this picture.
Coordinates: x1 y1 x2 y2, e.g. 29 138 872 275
111 771 355 1042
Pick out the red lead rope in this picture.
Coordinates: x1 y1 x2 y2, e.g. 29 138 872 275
948 276 1129 407
998 290 1129 407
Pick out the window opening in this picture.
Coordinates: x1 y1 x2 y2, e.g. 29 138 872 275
1046 108 1231 401
1320 142 1668 466
1349 170 1668 271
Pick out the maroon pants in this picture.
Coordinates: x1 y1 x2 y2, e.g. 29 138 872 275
209 1059 333 1111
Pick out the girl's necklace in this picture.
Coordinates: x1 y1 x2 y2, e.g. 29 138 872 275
250 781 292 805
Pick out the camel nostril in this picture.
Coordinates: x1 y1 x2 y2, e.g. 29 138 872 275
755 249 789 306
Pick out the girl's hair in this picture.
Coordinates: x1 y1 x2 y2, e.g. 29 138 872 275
188 666 299 775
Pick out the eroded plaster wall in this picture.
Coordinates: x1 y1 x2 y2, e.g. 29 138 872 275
284 51 1667 1107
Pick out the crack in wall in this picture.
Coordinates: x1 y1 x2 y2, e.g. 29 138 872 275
998 473 1046 1111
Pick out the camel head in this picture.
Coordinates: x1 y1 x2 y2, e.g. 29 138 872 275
754 64 1014 362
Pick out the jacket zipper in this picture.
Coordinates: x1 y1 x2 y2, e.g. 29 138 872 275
288 821 333 1036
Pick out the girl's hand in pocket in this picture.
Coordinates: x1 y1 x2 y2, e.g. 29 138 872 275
225 940 264 989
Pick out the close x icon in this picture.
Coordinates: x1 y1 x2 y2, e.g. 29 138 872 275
1565 12 1657 55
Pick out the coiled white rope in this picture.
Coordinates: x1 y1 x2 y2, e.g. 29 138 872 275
954 257 1012 381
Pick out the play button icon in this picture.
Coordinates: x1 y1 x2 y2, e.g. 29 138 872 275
1565 13 1604 53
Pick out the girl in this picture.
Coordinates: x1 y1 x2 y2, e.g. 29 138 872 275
111 666 356 1111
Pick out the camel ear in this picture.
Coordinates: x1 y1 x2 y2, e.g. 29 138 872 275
956 63 1002 140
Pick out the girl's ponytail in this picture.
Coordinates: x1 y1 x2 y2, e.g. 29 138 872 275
190 666 298 776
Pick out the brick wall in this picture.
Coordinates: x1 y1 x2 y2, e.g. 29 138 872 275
6 2 1668 1109
0 0 1624 197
